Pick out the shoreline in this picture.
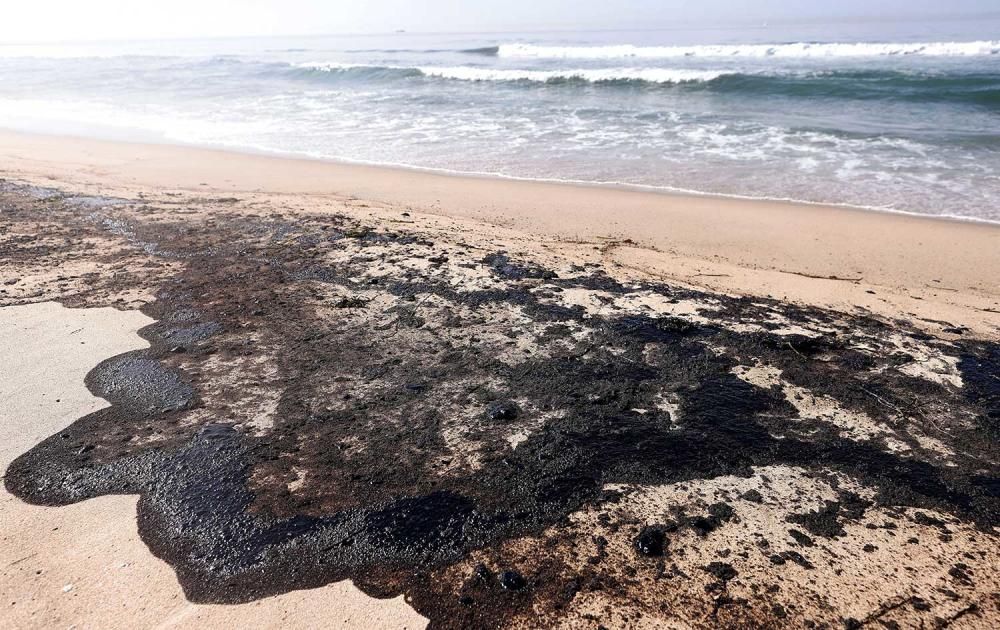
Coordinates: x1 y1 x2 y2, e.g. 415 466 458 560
6 126 1000 227
183 142 1000 228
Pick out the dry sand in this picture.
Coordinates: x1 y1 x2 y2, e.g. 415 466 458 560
0 302 427 629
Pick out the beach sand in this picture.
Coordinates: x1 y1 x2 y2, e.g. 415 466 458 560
1 130 998 628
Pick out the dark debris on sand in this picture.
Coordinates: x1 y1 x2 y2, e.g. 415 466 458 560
0 180 998 629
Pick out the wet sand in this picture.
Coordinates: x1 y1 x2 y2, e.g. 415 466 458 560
0 132 998 628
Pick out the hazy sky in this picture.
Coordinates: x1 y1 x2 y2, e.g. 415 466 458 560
2 1 998 43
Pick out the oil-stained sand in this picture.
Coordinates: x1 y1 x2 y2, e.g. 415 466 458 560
0 301 426 629
1 180 998 629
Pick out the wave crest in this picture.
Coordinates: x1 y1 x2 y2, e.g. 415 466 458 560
295 63 726 84
496 40 1000 59
291 63 1000 106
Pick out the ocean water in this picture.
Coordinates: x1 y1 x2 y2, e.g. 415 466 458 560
2 19 999 221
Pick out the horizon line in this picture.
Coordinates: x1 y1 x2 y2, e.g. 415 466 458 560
2 10 999 46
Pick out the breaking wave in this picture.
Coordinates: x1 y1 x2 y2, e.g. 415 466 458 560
294 62 728 84
494 40 1000 59
291 63 1000 105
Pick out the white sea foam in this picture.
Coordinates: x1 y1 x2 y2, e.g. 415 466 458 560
422 66 726 83
496 40 1000 59
297 62 726 84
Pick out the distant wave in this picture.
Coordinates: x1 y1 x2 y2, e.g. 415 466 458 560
291 63 1000 105
295 62 727 84
495 40 1000 59
462 46 502 55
